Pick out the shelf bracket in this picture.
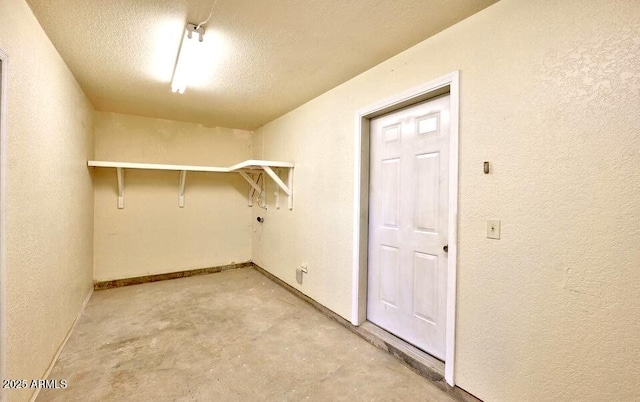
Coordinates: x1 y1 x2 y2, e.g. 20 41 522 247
262 166 293 210
287 167 293 210
248 174 253 207
238 171 263 194
179 170 187 208
239 171 264 207
116 167 124 209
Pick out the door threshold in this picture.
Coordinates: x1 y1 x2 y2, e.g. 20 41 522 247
359 321 445 381
358 322 480 400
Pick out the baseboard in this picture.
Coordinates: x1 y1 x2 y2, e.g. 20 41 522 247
29 288 93 402
93 261 253 290
251 263 480 402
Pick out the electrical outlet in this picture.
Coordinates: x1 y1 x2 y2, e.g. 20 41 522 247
296 263 308 284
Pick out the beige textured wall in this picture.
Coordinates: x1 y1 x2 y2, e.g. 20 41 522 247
0 0 95 400
253 1 640 400
93 112 252 281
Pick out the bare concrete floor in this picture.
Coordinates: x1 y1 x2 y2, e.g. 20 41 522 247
38 268 454 401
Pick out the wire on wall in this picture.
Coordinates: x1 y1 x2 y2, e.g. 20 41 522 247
196 0 220 30
254 173 268 210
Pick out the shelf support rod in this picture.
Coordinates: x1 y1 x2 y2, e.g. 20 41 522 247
179 170 187 208
248 173 254 207
238 171 263 195
116 167 124 209
262 166 291 196
287 167 294 210
274 175 280 210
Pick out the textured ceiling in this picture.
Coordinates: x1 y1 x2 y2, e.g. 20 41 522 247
27 0 497 130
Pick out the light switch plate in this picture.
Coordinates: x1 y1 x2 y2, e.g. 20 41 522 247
487 220 501 239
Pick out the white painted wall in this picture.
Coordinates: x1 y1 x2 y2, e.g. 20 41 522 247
252 1 640 400
93 112 253 281
0 0 95 400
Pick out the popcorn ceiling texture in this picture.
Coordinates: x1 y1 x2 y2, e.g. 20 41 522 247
0 0 95 400
93 112 253 282
25 0 496 130
252 0 640 400
0 1 637 401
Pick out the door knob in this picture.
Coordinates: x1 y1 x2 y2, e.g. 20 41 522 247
443 244 448 253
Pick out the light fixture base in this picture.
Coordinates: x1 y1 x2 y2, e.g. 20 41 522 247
186 23 205 42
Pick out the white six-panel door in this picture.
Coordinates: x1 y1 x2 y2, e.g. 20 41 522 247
367 95 450 360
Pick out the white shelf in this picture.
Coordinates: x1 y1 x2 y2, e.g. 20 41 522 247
229 159 295 171
88 159 294 210
87 159 294 172
88 160 228 172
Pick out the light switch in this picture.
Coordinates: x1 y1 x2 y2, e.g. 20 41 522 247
487 220 501 239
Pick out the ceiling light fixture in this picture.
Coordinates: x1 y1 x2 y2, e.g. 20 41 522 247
171 23 205 94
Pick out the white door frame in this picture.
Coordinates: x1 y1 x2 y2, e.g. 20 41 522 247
0 48 8 396
351 71 459 386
